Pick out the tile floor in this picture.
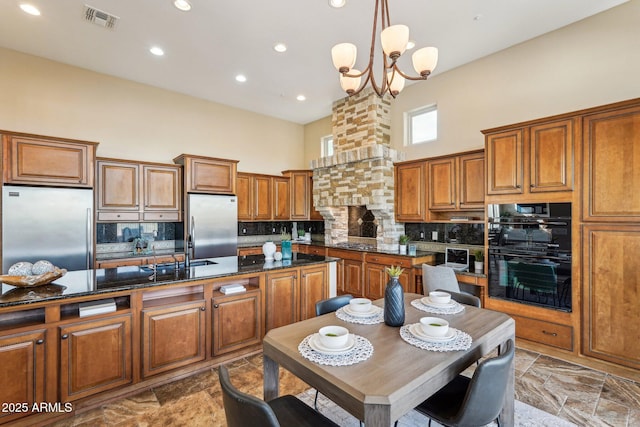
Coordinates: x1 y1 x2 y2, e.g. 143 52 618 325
50 347 640 427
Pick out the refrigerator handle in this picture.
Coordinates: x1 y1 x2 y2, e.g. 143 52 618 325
86 208 93 270
188 216 196 261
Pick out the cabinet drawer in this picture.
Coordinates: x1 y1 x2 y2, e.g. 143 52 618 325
511 314 573 351
142 212 180 221
97 258 143 269
365 253 413 269
302 245 327 256
327 248 365 261
97 212 140 221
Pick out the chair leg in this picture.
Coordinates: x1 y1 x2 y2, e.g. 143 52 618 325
314 389 319 411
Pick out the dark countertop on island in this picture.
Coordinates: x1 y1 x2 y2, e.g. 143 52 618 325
0 253 338 308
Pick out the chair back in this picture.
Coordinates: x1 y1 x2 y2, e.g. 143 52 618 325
422 264 460 294
435 288 481 308
454 339 515 426
218 365 280 427
315 294 353 316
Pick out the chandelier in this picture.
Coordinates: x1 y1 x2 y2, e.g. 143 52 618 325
330 0 438 98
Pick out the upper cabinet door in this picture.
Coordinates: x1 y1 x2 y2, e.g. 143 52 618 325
143 164 181 212
174 155 238 195
273 176 291 220
289 171 311 220
583 105 640 221
530 119 574 193
428 158 456 210
458 152 485 209
395 162 426 222
97 161 140 211
236 173 253 221
3 134 97 188
486 129 524 195
253 175 273 220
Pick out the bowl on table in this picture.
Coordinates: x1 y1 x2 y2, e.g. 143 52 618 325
318 325 350 349
349 297 372 313
428 291 451 304
419 317 450 337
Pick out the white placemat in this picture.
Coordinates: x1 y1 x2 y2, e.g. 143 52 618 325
336 306 384 325
298 334 374 366
400 324 472 352
411 297 465 315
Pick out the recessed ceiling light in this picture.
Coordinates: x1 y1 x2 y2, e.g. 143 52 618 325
149 46 165 56
473 14 483 21
235 74 247 83
406 40 415 50
273 43 287 53
296 95 306 102
19 3 41 16
173 0 192 11
329 0 346 8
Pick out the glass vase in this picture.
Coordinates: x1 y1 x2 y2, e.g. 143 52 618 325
384 276 405 327
281 240 292 260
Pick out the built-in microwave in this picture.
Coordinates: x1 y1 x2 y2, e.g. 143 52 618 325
487 202 572 312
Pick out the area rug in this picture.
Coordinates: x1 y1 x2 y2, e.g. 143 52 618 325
297 388 578 427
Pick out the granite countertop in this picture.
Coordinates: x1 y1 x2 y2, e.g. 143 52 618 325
0 253 338 308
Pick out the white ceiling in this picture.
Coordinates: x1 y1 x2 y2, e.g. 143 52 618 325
0 0 627 124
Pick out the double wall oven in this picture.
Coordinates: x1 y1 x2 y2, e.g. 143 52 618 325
487 202 572 312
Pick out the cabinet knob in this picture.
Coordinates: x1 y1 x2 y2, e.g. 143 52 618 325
530 184 535 188
61 334 69 340
36 339 44 345
541 330 557 337
515 185 521 189
200 306 206 311
213 304 219 309
116 214 121 218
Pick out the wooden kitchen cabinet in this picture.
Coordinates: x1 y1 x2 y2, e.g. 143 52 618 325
236 173 273 221
96 158 181 222
212 289 262 356
2 132 97 188
174 154 238 195
284 170 312 220
273 176 291 220
365 261 411 300
428 151 484 215
0 329 46 424
141 298 206 378
265 264 328 330
59 314 132 402
395 161 427 222
582 104 640 221
327 248 365 297
484 118 574 196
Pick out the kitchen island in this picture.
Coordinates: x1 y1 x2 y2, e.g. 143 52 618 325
0 253 336 426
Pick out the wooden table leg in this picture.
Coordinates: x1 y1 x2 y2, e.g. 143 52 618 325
363 404 390 427
263 354 280 402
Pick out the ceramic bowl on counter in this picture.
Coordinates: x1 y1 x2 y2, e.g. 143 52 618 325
318 325 349 349
428 291 451 304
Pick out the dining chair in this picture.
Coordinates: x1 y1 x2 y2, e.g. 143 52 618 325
422 264 461 294
218 365 340 427
414 338 515 427
435 288 481 308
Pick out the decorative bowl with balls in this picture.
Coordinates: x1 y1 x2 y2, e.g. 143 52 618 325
0 260 66 287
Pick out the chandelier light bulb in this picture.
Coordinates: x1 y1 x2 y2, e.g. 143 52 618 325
380 24 409 60
340 69 362 95
331 43 357 73
412 47 438 77
387 71 405 96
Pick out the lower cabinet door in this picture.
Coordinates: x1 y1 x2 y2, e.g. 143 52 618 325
59 314 132 402
0 329 46 423
141 301 206 378
299 265 327 321
212 290 262 356
265 270 298 331
343 260 364 297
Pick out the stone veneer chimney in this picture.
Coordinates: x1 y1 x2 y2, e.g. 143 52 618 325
310 89 405 251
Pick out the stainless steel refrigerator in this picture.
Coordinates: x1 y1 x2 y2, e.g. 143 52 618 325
186 194 237 259
2 185 93 273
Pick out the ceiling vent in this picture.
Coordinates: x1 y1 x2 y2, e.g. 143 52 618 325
83 4 119 29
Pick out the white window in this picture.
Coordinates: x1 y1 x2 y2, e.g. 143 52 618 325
406 104 437 145
321 134 334 157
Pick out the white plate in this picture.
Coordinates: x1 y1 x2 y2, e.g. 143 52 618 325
309 333 356 355
342 304 383 318
420 296 457 308
409 324 456 342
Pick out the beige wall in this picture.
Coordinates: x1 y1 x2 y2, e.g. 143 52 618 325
305 1 640 162
0 48 305 175
302 115 332 166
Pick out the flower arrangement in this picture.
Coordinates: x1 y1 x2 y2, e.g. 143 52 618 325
386 265 405 278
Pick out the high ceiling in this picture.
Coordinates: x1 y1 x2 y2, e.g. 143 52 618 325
0 0 627 124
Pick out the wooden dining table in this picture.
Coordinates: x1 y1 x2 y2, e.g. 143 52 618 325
263 293 516 427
